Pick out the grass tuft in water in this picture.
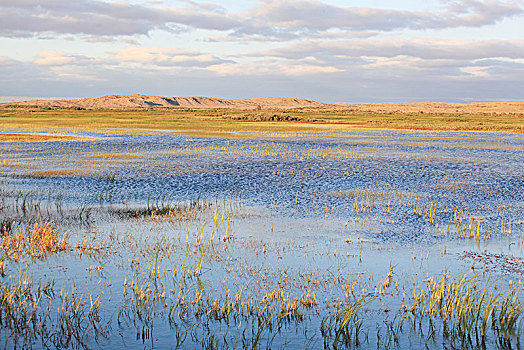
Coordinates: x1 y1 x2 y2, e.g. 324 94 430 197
0 221 69 261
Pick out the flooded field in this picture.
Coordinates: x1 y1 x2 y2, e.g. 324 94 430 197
0 128 522 349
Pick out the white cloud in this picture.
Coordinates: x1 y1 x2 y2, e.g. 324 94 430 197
278 64 343 75
256 38 524 61
206 60 342 76
460 66 491 77
109 46 232 67
34 50 76 65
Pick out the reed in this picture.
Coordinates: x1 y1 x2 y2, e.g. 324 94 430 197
0 221 69 261
0 264 107 348
321 294 376 348
408 274 523 347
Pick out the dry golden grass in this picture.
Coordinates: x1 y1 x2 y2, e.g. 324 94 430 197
0 103 521 136
0 133 90 143
23 169 85 178
0 221 69 261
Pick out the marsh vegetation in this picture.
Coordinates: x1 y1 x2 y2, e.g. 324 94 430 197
0 113 522 348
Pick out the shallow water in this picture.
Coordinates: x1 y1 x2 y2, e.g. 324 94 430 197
0 129 522 348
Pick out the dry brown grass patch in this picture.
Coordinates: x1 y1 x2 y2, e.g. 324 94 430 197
0 221 69 261
0 133 90 143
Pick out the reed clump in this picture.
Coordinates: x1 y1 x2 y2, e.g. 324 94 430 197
408 274 523 347
0 268 54 348
0 221 69 261
0 268 107 348
321 294 376 348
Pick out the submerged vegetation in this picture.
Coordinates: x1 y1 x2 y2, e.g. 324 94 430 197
0 108 522 348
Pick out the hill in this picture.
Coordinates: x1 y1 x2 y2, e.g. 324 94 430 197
3 94 335 110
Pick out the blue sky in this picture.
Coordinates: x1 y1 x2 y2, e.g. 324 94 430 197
1 0 523 103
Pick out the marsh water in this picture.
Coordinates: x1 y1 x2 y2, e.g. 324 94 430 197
0 128 523 349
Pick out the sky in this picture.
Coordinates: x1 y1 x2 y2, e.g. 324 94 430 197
1 0 523 103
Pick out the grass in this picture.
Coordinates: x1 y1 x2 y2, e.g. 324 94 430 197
408 274 524 347
0 221 69 261
0 107 521 137
0 113 521 348
321 294 376 348
0 132 90 143
110 198 213 221
0 265 107 348
0 197 522 348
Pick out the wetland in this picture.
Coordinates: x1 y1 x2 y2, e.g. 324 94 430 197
0 107 522 349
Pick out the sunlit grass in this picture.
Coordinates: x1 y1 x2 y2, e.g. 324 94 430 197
0 107 521 136
0 265 107 348
0 132 90 143
0 221 69 261
408 274 524 347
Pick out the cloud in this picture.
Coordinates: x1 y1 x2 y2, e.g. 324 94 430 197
22 46 234 72
0 0 241 38
2 58 523 102
109 46 233 67
34 50 76 66
460 66 490 77
33 50 95 67
206 30 380 43
0 56 17 66
226 0 523 40
0 0 521 40
205 60 342 77
1 45 522 102
256 38 524 61
241 38 524 88
121 38 140 45
3 37 520 97
1 1 523 103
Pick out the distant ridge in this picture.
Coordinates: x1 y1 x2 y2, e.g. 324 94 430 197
3 95 522 115
3 94 336 110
